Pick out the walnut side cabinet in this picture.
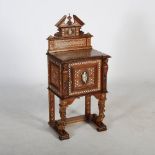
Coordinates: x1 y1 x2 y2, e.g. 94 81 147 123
47 14 111 140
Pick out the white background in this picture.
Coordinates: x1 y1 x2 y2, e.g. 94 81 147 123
0 0 155 155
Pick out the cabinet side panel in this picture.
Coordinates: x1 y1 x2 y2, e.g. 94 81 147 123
48 58 51 85
102 58 109 92
48 56 62 96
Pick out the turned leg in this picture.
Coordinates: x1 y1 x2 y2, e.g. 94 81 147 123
92 93 107 131
59 100 67 129
48 90 55 125
97 93 105 122
85 95 91 120
54 99 69 140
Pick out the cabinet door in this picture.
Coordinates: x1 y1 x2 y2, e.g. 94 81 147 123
68 59 102 96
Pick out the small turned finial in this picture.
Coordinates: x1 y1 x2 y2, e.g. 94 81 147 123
67 13 72 25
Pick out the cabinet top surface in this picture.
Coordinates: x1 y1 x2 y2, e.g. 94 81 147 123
47 49 110 61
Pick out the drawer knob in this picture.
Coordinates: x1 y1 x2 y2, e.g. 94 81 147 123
81 71 88 84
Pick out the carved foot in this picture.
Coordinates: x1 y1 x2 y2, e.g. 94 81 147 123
57 129 69 140
54 121 70 140
92 114 107 132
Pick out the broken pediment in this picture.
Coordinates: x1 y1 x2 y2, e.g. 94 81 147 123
55 14 84 28
54 14 85 37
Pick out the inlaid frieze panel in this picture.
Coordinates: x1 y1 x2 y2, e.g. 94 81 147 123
48 37 92 52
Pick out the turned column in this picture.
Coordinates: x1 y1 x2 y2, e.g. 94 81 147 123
93 93 107 131
48 90 55 124
85 95 91 120
97 93 106 122
54 99 69 140
59 100 67 130
58 98 75 128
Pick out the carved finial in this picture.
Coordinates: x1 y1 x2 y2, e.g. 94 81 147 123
67 13 72 25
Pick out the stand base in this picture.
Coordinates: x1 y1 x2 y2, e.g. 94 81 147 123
48 114 107 140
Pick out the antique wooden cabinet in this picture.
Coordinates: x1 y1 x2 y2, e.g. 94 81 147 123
47 14 111 140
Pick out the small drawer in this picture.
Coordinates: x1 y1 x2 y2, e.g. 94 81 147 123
68 59 102 96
